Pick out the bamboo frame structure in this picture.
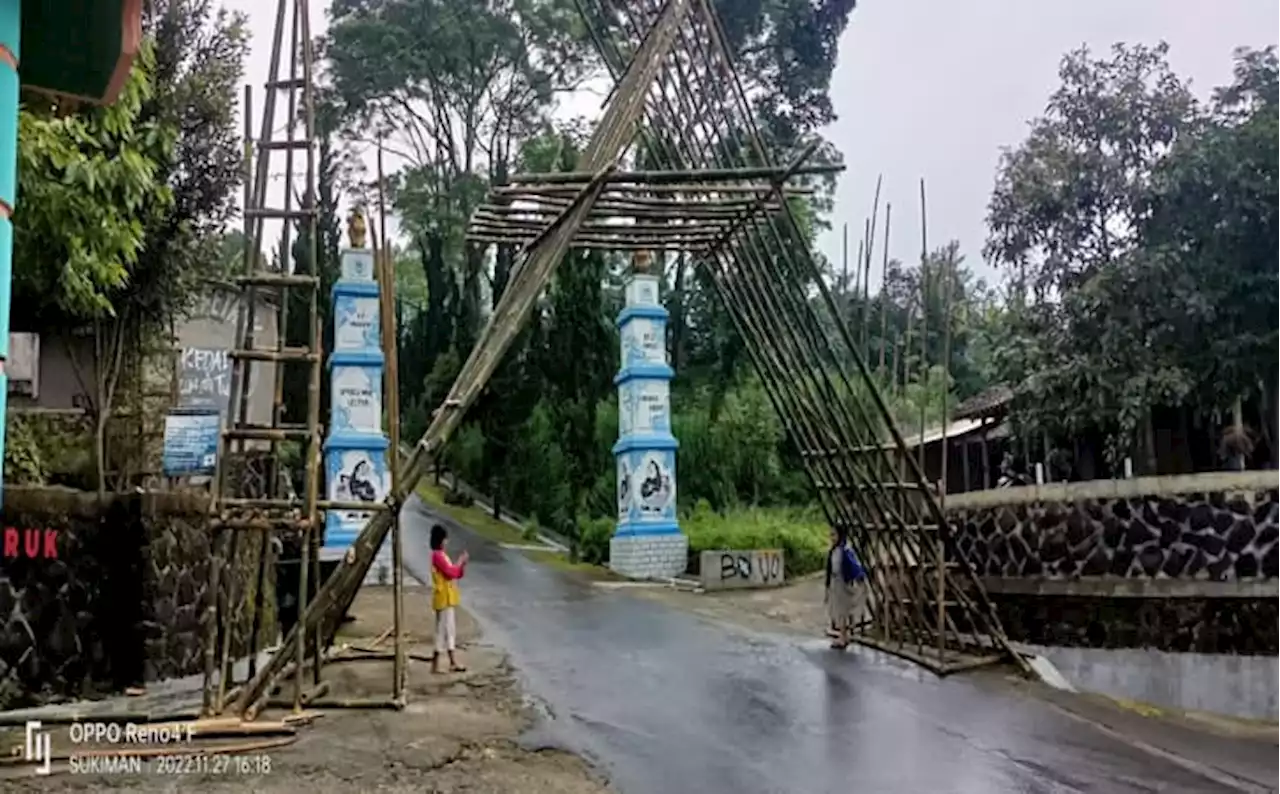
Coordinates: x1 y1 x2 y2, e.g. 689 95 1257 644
204 0 403 723
221 0 1024 718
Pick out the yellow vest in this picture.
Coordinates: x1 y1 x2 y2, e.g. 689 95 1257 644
431 552 461 611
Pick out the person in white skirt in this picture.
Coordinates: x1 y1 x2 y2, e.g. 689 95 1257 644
429 523 469 673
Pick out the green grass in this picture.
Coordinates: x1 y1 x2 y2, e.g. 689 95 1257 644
522 548 621 580
416 482 530 546
417 481 831 579
682 502 830 576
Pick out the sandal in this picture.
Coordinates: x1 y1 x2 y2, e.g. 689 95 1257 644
830 640 849 650
450 665 468 673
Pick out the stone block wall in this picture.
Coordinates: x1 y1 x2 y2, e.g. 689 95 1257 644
609 534 688 579
0 488 276 709
947 472 1278 582
943 471 1278 654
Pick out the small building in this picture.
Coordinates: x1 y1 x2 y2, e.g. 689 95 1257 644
7 283 278 426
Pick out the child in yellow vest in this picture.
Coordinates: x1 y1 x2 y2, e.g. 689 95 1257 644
430 523 469 673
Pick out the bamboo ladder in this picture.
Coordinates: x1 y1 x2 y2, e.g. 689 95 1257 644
203 0 377 717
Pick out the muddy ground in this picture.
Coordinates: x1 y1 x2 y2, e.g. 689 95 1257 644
0 585 611 793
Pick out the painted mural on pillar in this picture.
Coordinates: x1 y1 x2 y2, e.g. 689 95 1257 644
333 295 381 351
619 387 637 436
331 365 382 434
621 318 665 367
340 249 375 281
625 278 659 306
617 458 631 519
619 449 676 523
618 380 671 435
325 448 389 536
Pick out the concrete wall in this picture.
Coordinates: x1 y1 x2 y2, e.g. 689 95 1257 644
7 284 278 429
177 284 278 428
1024 644 1279 721
0 487 275 709
699 549 785 590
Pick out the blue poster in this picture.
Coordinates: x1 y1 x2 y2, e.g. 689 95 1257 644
162 411 220 476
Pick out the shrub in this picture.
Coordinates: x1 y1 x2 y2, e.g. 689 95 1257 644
578 515 614 565
682 502 829 577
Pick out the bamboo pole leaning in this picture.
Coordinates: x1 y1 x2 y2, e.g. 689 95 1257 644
233 0 695 719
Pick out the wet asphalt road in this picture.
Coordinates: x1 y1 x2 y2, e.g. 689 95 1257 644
399 496 1243 794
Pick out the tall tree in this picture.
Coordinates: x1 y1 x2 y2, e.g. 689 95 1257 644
325 0 593 348
983 43 1203 466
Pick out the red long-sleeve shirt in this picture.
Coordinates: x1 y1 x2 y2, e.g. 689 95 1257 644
432 549 466 580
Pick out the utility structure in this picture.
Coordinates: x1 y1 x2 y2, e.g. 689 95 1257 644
206 0 404 719
232 0 1024 718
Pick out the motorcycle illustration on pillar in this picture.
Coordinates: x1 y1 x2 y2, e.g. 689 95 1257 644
610 251 687 579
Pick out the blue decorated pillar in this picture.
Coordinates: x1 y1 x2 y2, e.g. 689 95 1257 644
609 251 687 579
0 2 18 509
321 219 393 584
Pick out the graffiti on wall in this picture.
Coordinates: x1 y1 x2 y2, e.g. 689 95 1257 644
2 528 59 560
699 549 784 590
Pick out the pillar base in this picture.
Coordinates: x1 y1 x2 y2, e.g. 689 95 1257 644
609 533 688 580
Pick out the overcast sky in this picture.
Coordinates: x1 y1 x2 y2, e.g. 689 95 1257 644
225 0 1278 287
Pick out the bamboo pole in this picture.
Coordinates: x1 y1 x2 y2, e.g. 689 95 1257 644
915 177 930 660
936 181 954 660
861 175 882 352
840 222 850 324
505 162 842 185
376 138 406 703
877 203 892 377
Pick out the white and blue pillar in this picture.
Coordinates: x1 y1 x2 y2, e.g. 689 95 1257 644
322 245 393 583
609 258 688 579
0 3 19 509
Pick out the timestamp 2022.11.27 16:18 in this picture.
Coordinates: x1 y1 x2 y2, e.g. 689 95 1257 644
68 752 273 777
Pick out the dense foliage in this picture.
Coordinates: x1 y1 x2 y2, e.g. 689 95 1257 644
985 44 1278 470
8 0 1273 567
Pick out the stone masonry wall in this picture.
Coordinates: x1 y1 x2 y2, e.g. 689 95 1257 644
948 476 1278 581
0 488 276 709
944 472 1278 654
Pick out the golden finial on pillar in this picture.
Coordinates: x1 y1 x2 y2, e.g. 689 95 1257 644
347 207 368 249
631 249 654 275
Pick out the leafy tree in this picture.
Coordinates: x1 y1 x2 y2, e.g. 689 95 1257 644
983 43 1203 466
1139 47 1279 457
13 43 175 492
985 42 1198 297
138 0 251 321
13 43 174 322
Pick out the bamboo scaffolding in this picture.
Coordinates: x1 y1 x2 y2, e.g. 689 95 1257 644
573 0 1019 669
586 0 957 655
225 0 1024 714
233 0 698 718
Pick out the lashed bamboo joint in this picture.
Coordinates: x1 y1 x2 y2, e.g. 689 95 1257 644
466 165 839 253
